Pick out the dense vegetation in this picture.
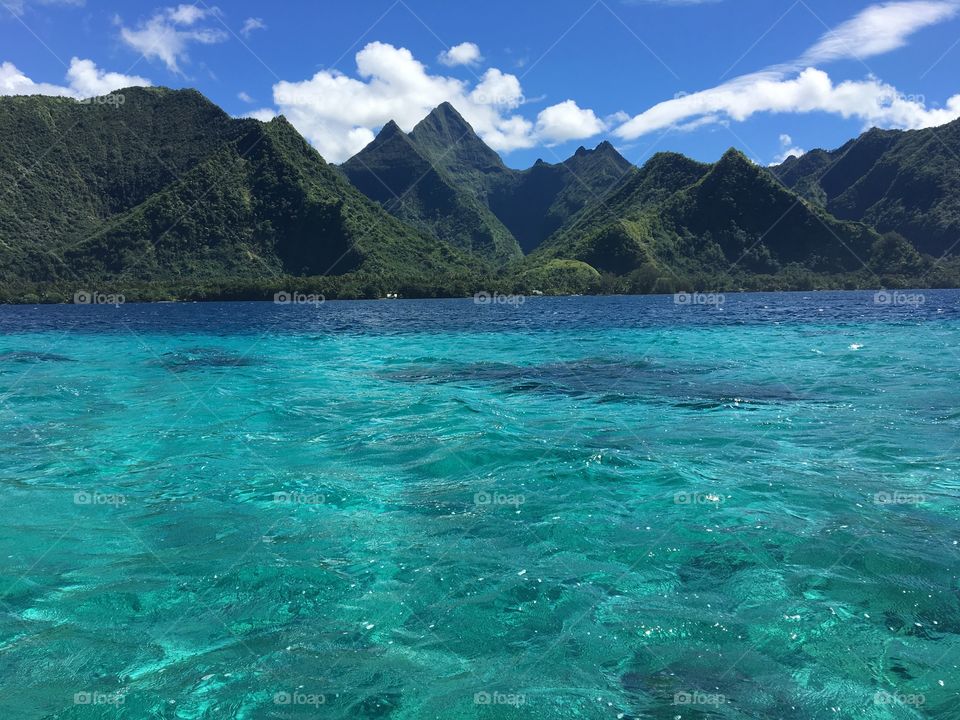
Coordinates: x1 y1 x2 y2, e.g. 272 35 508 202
342 103 636 259
1 88 957 303
0 88 477 292
529 149 882 281
341 117 520 265
772 119 960 257
488 142 634 253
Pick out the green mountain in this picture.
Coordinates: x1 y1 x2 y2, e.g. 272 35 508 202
341 102 633 257
531 151 710 273
0 87 475 293
2 86 958 302
488 142 633 253
772 120 960 257
541 151 711 252
533 148 879 282
407 102 513 200
340 117 520 265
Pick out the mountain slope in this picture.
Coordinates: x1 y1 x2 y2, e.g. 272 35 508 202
663 149 877 270
0 87 236 261
772 120 960 256
488 142 634 253
342 103 635 256
340 119 520 264
534 149 878 278
0 87 475 286
532 152 710 272
407 102 513 200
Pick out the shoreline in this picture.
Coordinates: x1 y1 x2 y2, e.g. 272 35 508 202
1 286 956 307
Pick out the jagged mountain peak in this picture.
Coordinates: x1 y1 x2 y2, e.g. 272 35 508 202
413 102 479 140
377 119 405 138
409 103 506 174
717 147 753 166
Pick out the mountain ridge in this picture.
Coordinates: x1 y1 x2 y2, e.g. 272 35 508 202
341 116 521 264
341 104 636 256
2 86 958 301
771 119 960 257
0 87 479 291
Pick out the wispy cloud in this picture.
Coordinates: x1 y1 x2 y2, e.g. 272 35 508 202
800 0 960 65
119 4 228 73
616 0 960 140
770 133 806 165
240 17 267 38
2 0 84 17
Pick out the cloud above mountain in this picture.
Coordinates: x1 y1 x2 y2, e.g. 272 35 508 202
536 100 607 144
799 0 959 65
438 42 483 67
118 4 228 73
771 133 806 165
616 0 960 140
268 41 609 162
0 57 151 98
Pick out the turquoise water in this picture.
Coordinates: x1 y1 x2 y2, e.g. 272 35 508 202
1 292 959 719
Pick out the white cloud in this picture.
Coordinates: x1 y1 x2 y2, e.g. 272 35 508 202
240 17 267 38
604 110 631 125
615 0 960 140
237 91 254 103
771 133 806 164
119 5 227 73
438 42 483 67
244 107 278 122
616 67 960 139
167 4 207 25
0 57 151 98
270 41 605 162
800 0 960 65
3 0 84 16
536 100 607 144
65 57 151 96
470 68 524 109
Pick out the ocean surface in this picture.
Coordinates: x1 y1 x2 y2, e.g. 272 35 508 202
1 292 958 719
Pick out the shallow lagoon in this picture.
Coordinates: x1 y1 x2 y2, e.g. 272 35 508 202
1 292 958 718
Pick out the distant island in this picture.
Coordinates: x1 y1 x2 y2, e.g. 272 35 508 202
2 87 958 303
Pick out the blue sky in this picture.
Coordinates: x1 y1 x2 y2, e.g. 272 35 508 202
2 0 960 168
